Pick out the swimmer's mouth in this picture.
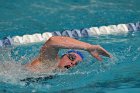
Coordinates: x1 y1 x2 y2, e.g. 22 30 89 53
64 65 71 69
64 63 78 69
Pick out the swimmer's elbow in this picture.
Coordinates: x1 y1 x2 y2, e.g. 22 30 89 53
45 36 61 45
46 36 56 43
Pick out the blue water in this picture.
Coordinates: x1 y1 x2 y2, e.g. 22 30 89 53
0 0 140 93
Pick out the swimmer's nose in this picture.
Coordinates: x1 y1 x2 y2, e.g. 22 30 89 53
71 62 78 66
64 63 75 69
72 61 80 66
64 61 80 69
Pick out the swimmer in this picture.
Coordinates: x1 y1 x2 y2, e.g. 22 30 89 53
26 36 112 72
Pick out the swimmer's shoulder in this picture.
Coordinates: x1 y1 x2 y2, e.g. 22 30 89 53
26 57 40 66
25 58 42 72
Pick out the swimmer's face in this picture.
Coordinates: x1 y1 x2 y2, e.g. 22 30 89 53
58 53 82 69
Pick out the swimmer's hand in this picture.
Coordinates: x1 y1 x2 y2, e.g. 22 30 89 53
88 45 112 61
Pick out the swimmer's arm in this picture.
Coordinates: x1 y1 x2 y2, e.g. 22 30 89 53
42 36 111 60
47 36 93 50
40 36 91 60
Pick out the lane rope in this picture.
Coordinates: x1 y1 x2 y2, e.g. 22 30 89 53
0 22 140 47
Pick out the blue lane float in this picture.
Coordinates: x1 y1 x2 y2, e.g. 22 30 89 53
80 28 91 37
52 31 62 36
127 22 140 31
0 36 13 47
0 21 140 47
71 29 82 38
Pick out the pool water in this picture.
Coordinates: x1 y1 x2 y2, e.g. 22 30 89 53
0 0 140 93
